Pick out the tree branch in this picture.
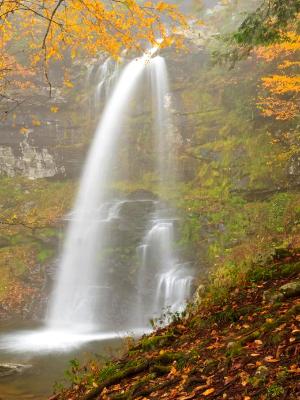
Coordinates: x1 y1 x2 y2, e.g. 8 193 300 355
42 0 64 49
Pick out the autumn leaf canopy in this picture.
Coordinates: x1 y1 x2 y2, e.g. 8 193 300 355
0 0 186 94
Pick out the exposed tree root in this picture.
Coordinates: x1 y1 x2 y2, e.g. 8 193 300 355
82 352 185 400
134 376 181 398
82 361 150 400
239 303 300 346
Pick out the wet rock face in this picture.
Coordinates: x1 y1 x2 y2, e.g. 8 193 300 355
0 59 91 180
113 200 156 245
0 139 65 179
102 198 156 259
287 153 300 182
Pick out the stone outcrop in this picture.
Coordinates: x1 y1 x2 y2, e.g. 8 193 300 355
0 139 65 179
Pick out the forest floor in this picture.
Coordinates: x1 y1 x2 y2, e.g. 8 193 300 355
51 250 300 400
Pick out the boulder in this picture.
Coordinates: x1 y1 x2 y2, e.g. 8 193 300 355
263 280 300 304
279 280 300 298
262 290 283 304
0 363 31 378
193 284 205 305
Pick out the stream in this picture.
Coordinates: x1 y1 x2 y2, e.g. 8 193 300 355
0 320 125 399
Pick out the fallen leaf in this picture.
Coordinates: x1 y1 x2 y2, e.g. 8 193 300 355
289 364 300 373
240 371 249 386
288 368 300 373
194 384 209 393
275 323 286 332
264 356 279 363
169 365 177 376
224 376 234 384
203 388 215 396
19 127 30 134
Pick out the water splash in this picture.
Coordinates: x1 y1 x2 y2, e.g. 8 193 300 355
156 263 194 314
137 217 194 327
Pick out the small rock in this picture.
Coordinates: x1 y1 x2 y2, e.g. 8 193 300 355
255 365 269 379
262 290 283 304
279 280 300 298
226 341 236 349
193 284 205 305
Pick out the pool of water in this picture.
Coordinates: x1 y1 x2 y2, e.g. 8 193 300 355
0 320 140 399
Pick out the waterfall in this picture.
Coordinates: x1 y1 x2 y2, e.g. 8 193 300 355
0 48 195 353
137 216 194 326
47 50 157 333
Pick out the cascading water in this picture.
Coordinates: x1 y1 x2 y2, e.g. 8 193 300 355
137 216 194 326
47 50 157 333
94 58 119 106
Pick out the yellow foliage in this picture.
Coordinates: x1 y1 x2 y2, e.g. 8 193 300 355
0 0 187 98
0 0 186 93
32 119 42 126
255 28 300 120
19 127 30 134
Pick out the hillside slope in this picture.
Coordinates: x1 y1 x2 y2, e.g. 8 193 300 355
50 249 300 400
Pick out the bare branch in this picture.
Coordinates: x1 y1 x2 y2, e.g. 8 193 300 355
42 0 64 49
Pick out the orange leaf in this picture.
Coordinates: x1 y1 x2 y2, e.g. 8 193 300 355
264 356 279 363
202 388 215 396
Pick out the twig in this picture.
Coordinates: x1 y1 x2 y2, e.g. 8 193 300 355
42 0 64 49
210 376 239 398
